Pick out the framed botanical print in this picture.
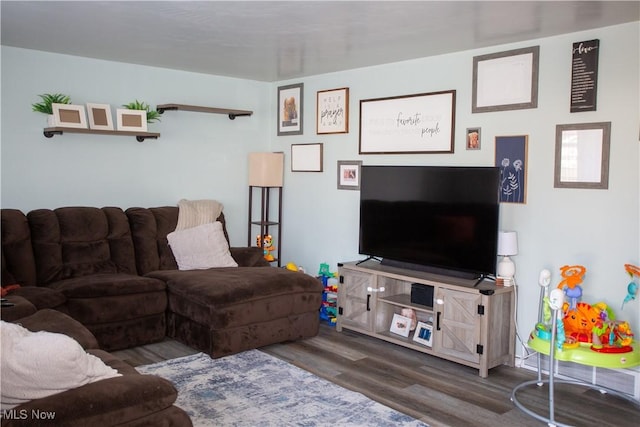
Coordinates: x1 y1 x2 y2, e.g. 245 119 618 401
495 135 528 204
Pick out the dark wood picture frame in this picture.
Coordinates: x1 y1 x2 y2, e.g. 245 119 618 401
277 83 303 136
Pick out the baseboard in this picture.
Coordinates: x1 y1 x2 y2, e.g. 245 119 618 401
518 351 640 400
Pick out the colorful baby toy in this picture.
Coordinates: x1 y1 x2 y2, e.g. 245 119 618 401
557 264 586 311
622 263 639 310
256 234 276 262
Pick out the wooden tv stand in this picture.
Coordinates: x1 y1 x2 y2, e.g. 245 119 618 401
336 260 515 377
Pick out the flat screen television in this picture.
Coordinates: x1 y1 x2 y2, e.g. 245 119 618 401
359 165 500 279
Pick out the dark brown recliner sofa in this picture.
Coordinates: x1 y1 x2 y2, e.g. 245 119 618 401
2 207 167 351
1 300 192 427
1 205 323 356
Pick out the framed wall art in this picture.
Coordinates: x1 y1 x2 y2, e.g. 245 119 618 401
277 83 303 136
472 46 539 113
86 103 114 130
291 143 323 172
495 135 528 204
317 87 349 134
554 122 610 189
337 160 362 190
52 103 87 128
466 127 481 150
116 109 147 132
359 90 456 154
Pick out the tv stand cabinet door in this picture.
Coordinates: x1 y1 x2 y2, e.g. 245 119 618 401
433 287 482 365
337 269 375 332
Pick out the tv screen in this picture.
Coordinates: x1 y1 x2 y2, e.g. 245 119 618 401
359 165 500 278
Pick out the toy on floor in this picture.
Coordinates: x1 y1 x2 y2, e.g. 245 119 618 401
557 265 585 311
319 264 338 326
318 263 338 286
256 234 276 262
622 263 639 310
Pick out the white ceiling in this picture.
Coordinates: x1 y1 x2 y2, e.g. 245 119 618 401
2 1 638 82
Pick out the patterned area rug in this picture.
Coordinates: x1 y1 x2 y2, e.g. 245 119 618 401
138 350 429 427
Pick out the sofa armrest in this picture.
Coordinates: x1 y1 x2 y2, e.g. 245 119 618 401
9 286 66 311
230 247 270 267
1 374 179 427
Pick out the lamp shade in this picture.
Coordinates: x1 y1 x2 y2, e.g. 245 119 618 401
248 152 284 187
497 231 518 256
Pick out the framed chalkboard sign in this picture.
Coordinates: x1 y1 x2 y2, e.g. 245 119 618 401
570 39 599 113
359 90 456 154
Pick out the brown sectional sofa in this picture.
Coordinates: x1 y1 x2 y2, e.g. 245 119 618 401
1 205 323 355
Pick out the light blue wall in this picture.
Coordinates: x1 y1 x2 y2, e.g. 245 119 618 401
1 23 638 350
272 22 640 344
1 47 271 243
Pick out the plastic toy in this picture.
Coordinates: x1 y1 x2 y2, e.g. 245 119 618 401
285 262 298 272
563 301 599 343
318 263 338 286
256 234 276 262
557 264 585 311
622 263 639 310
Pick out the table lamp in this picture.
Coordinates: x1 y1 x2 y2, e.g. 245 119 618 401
497 231 518 282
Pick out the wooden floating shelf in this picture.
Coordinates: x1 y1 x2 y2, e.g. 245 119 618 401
156 104 253 120
43 127 160 142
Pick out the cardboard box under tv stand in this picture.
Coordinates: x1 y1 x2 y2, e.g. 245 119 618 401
336 260 515 378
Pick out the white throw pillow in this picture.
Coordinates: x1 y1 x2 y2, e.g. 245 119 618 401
0 321 121 410
167 221 238 270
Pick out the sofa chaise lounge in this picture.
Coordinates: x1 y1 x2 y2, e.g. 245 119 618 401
1 205 323 357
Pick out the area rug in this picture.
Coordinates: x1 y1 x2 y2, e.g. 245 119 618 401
137 350 428 427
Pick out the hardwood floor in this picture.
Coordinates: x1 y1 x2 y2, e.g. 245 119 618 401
113 324 640 427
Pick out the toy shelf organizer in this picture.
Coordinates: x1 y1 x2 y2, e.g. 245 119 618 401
511 288 640 426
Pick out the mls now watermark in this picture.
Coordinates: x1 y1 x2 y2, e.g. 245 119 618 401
2 409 56 420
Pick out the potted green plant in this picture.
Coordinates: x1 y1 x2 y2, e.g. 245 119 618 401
122 100 161 123
32 93 72 126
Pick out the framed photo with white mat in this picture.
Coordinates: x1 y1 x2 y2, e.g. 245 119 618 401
389 313 411 337
413 321 433 346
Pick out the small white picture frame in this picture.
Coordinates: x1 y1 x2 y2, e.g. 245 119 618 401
116 109 147 132
52 103 87 129
413 321 433 346
389 313 412 337
86 103 114 130
291 143 323 172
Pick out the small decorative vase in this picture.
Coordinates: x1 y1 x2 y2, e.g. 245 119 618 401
47 114 55 127
401 308 417 331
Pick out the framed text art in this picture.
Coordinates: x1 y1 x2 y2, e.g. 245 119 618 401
291 143 323 172
278 83 303 136
554 122 610 189
472 46 539 113
359 90 456 154
337 160 362 190
495 135 528 204
317 87 349 134
570 39 600 113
